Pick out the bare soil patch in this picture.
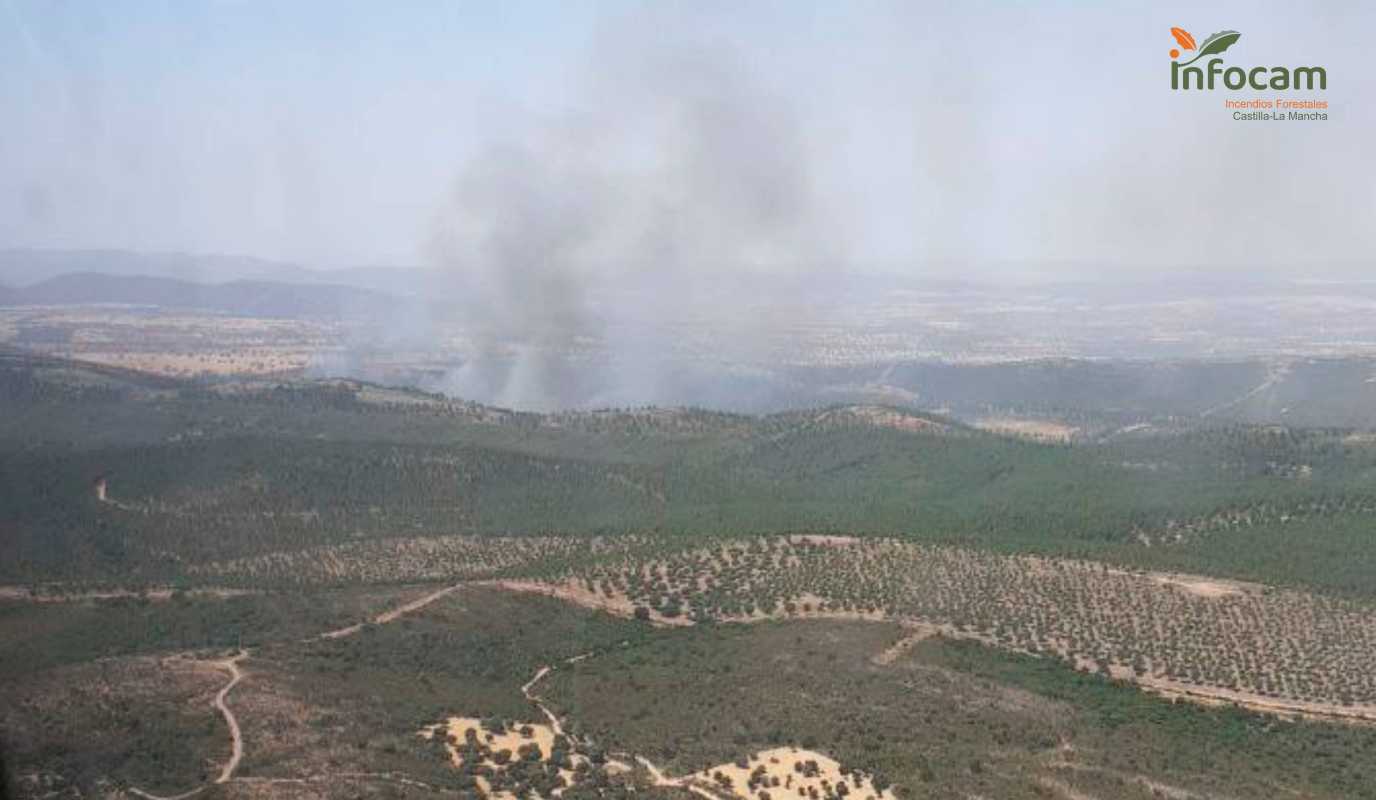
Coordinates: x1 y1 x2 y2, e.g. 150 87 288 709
683 747 898 800
972 416 1079 442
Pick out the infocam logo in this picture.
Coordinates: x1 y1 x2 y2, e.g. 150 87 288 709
1169 27 1326 91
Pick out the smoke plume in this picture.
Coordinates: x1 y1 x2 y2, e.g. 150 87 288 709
427 29 839 410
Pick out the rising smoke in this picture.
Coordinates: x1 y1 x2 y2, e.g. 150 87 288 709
426 29 840 410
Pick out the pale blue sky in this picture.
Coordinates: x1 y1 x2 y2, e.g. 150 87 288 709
2 1 1372 278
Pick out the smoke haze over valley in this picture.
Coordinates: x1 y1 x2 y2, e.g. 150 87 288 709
3 2 1375 410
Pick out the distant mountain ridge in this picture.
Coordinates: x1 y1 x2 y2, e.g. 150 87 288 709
0 272 401 319
0 248 438 295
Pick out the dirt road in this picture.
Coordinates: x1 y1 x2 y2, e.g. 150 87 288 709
319 583 463 639
213 651 248 784
127 650 246 800
517 654 721 800
129 584 466 797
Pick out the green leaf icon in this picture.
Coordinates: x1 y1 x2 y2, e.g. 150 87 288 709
1179 30 1241 66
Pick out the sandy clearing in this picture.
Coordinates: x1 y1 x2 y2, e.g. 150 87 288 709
681 746 899 800
420 716 561 760
1033 559 1263 601
483 579 696 627
822 406 945 434
971 417 1079 442
419 702 596 798
421 649 616 798
1143 573 1257 599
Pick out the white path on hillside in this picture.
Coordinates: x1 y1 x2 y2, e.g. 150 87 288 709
128 583 467 798
319 583 464 639
128 650 246 800
1200 361 1291 418
212 651 248 783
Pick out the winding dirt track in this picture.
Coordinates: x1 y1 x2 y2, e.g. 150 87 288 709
1200 361 1291 418
127 650 246 800
519 652 719 800
127 584 465 799
633 755 722 800
521 664 569 738
212 651 248 784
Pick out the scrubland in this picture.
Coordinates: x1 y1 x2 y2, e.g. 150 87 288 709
8 356 1376 798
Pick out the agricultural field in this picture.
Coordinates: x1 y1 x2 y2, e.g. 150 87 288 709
155 533 1376 720
510 536 1376 719
0 308 340 378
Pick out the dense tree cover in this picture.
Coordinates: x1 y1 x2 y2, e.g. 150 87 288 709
0 587 656 799
0 587 426 678
266 588 646 727
927 638 1376 798
226 588 652 793
0 654 226 797
3 355 1376 596
10 355 1376 799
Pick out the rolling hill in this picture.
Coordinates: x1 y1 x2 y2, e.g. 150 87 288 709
0 272 401 320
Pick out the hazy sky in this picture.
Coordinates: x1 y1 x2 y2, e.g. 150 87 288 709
1 1 1372 279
